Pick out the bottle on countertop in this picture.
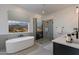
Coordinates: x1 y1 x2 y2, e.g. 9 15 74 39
66 34 72 43
71 33 76 39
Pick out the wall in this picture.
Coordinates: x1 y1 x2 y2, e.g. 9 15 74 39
0 4 42 42
0 5 8 34
0 5 78 39
47 6 78 38
0 4 42 48
0 5 42 34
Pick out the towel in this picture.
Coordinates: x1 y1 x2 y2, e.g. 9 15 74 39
56 27 62 34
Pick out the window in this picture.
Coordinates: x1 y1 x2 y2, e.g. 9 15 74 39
8 20 28 33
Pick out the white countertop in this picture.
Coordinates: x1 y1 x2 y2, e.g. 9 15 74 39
52 35 79 49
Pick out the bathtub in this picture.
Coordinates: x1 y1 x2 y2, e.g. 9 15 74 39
6 36 34 53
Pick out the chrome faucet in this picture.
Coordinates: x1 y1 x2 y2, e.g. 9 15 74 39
18 34 24 37
73 28 78 39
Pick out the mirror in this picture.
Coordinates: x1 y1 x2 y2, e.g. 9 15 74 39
8 20 28 32
8 10 29 33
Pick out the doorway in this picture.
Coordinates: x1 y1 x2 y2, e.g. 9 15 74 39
33 18 53 44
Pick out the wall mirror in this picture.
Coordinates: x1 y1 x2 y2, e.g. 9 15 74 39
8 10 30 33
8 20 28 32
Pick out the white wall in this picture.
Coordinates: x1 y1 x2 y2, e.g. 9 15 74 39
0 4 78 39
0 5 42 47
47 6 78 38
0 5 41 34
0 5 8 34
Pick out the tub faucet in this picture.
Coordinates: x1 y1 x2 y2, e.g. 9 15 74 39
18 34 24 37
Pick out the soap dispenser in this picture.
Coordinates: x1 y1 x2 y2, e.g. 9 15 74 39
66 34 72 43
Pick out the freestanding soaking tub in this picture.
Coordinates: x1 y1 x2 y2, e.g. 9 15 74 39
6 36 34 53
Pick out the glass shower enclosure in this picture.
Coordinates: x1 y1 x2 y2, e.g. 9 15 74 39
33 18 53 41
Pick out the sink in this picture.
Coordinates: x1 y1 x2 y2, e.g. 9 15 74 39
72 39 79 44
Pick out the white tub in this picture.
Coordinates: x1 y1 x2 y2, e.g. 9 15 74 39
6 36 34 53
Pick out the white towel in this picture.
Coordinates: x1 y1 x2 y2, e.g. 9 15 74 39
56 27 62 34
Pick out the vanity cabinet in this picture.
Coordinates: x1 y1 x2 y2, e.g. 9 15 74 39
53 42 79 55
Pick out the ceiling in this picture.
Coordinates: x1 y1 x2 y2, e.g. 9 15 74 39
16 4 73 15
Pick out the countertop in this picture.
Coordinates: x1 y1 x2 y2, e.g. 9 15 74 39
52 35 79 49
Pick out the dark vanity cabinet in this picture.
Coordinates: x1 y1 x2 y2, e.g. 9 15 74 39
53 42 79 55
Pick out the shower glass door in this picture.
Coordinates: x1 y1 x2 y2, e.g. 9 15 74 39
36 20 43 39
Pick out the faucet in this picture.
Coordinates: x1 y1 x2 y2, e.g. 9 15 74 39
73 28 78 39
18 34 24 37
76 31 78 39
